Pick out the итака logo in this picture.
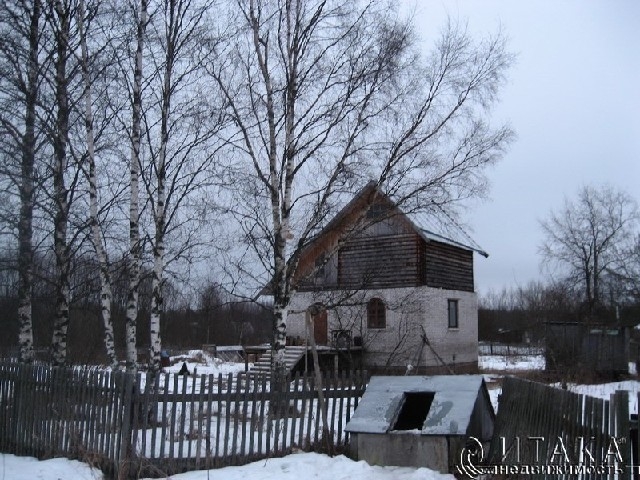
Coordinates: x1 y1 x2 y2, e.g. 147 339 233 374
456 436 634 478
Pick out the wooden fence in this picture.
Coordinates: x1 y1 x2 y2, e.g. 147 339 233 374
479 342 545 356
0 361 367 479
489 376 638 479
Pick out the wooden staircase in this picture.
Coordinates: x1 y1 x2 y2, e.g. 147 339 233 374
248 346 308 379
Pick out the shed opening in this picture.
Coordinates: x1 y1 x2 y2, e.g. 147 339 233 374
392 392 435 431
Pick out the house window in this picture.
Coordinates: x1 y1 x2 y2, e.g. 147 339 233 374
367 297 386 329
314 253 326 283
448 299 459 329
366 203 389 220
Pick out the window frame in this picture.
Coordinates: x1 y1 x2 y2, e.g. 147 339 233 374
447 299 459 329
367 297 386 329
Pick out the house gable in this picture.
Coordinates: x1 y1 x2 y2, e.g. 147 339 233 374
294 184 480 293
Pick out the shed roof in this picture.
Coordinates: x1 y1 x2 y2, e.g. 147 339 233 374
345 375 490 436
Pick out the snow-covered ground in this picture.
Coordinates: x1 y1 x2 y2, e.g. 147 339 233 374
560 380 640 415
0 452 453 480
478 353 545 371
163 350 249 377
0 454 104 480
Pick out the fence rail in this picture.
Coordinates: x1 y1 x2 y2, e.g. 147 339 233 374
489 376 637 479
0 362 367 479
479 342 545 356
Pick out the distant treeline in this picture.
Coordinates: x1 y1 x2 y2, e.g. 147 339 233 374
0 252 271 364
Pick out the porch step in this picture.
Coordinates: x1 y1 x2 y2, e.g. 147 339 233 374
248 346 307 379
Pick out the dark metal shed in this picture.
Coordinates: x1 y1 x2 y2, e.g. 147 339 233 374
346 375 494 473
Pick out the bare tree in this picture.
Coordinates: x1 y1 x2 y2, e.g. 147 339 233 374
125 0 148 372
0 0 45 362
77 0 119 368
47 0 76 365
539 184 639 316
206 0 513 383
140 0 222 372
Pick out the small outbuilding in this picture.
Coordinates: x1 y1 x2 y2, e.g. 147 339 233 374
345 375 494 474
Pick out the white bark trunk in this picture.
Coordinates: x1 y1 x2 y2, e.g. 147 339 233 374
79 0 118 369
51 0 71 367
17 0 41 364
249 0 292 383
125 0 148 372
149 0 176 373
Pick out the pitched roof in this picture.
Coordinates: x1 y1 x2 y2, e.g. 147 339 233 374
314 181 488 257
404 210 489 258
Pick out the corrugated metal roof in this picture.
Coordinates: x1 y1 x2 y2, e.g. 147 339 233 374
345 375 488 436
404 210 489 258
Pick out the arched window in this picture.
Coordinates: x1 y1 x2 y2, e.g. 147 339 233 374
367 298 386 329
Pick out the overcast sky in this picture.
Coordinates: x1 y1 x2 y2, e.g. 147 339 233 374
402 0 640 296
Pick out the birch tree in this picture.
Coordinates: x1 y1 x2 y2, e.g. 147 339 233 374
124 0 148 372
47 0 75 366
77 0 118 368
0 0 44 363
141 0 222 372
207 0 513 384
540 184 639 315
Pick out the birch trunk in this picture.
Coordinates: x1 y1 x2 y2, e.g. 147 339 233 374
17 0 41 364
249 0 292 387
149 0 176 373
79 0 118 369
125 0 148 372
50 0 71 367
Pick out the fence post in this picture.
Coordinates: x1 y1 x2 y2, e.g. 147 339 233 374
611 390 631 479
116 372 135 480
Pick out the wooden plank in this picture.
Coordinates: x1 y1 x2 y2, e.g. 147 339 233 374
329 373 337 443
331 371 344 445
188 373 196 459
20 364 32 456
205 373 214 467
195 373 206 468
297 373 308 449
281 376 291 453
247 375 257 458
305 374 314 448
140 373 151 458
85 369 96 456
0 364 8 452
240 375 250 459
215 374 222 458
613 391 630 480
15 363 27 456
271 377 282 455
102 370 112 458
170 373 179 459
223 373 232 459
159 372 170 459
592 398 605 480
339 371 347 446
77 368 88 454
129 373 141 464
289 372 300 450
116 372 134 480
57 368 69 456
257 375 267 457
232 374 242 464
178 372 188 460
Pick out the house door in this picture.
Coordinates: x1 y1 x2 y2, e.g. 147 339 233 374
311 305 328 345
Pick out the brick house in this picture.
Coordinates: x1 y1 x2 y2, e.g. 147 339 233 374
285 183 487 373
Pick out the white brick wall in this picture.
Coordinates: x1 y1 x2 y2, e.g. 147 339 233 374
287 286 478 369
